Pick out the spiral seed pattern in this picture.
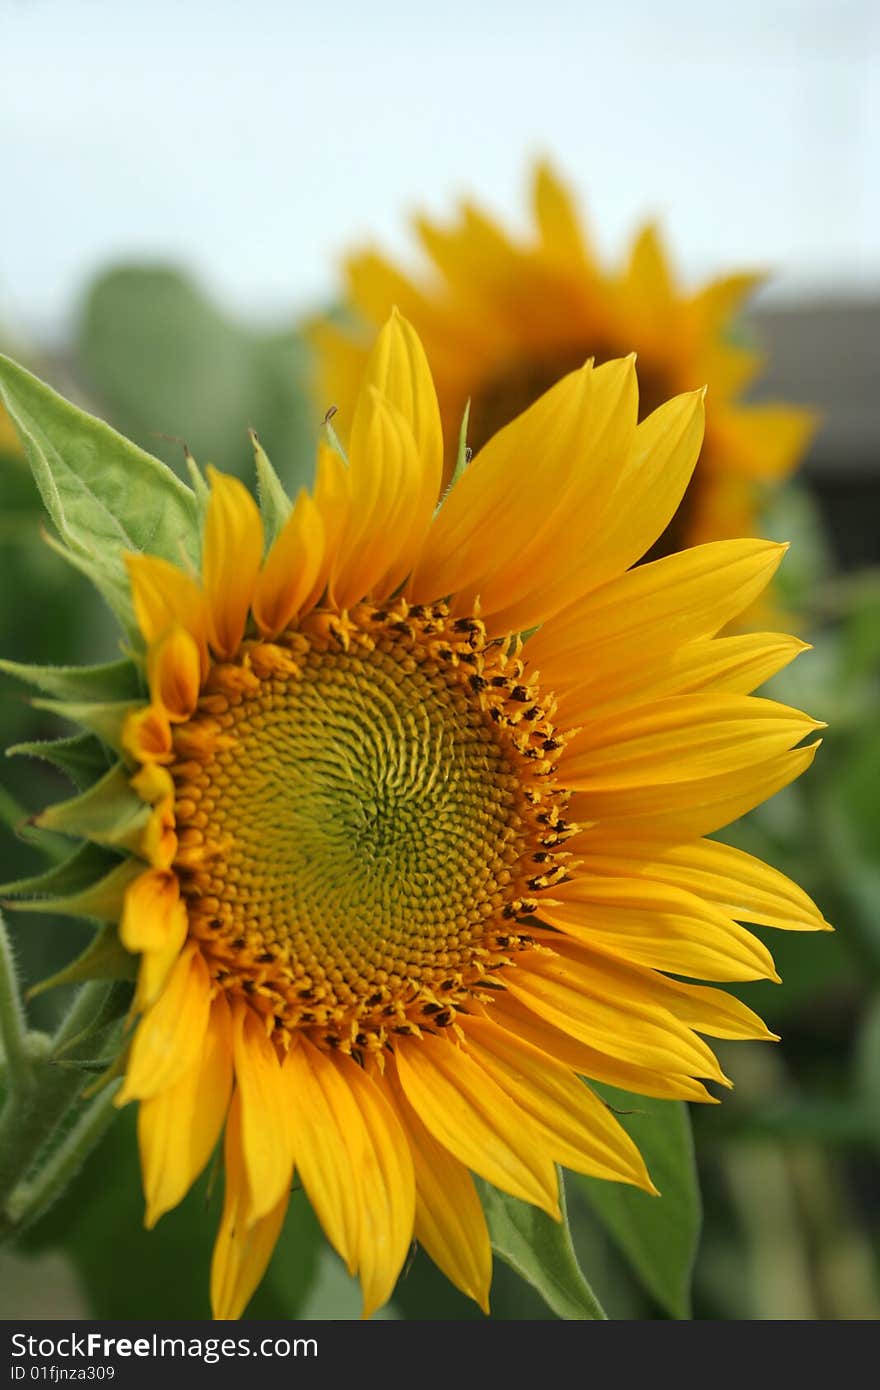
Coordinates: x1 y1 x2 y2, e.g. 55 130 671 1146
171 599 577 1055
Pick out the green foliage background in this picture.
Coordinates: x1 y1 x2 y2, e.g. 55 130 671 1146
0 268 877 1320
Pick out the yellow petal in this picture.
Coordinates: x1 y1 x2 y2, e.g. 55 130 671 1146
117 943 211 1102
120 868 186 955
210 1090 289 1320
386 1069 491 1313
130 762 175 806
537 932 774 1046
124 553 209 677
570 740 822 837
505 947 726 1082
412 358 637 622
331 387 423 609
562 694 822 798
579 834 831 933
545 876 778 982
138 992 233 1227
463 1016 654 1190
687 272 765 340
394 1033 559 1216
489 992 714 1102
202 467 264 659
553 391 703 608
132 928 187 1013
140 793 177 870
357 309 443 501
331 1051 415 1320
659 976 778 1041
121 704 173 765
528 538 788 701
252 489 324 637
147 625 202 721
567 632 809 720
231 1003 295 1224
300 439 350 613
281 1038 363 1274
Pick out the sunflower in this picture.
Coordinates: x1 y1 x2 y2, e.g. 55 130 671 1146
4 313 827 1320
309 163 816 558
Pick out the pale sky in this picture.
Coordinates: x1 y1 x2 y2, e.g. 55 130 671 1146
2 0 879 341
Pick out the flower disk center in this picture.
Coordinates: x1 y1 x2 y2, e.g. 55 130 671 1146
172 601 574 1054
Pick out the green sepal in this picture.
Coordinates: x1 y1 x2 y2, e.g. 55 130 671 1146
451 399 471 486
321 415 349 464
0 841 121 901
7 732 114 791
251 429 291 542
36 762 151 854
8 857 143 925
0 351 200 580
30 697 140 753
0 656 142 703
28 924 136 1000
477 1171 607 1320
185 451 210 522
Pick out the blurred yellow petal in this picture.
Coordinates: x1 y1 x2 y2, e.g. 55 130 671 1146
281 1039 362 1275
332 1051 414 1320
210 1091 289 1321
124 553 209 676
387 1071 491 1314
715 403 819 481
532 160 589 265
139 992 233 1227
147 625 201 721
231 1002 294 1224
117 943 211 1102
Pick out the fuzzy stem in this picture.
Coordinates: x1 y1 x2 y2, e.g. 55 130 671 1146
0 911 32 1095
4 1081 119 1233
0 980 115 1236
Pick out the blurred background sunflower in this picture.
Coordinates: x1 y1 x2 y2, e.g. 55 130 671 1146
1 0 878 1321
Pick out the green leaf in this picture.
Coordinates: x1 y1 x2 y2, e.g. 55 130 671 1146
36 763 149 854
0 657 141 703
0 353 199 591
29 925 135 998
8 733 114 791
577 1086 701 1318
477 1171 606 1319
0 842 121 901
11 857 142 925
